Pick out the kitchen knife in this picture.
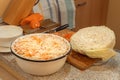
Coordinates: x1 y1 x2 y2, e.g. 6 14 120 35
43 24 69 33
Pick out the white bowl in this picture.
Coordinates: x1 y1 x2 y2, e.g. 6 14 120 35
0 25 23 48
11 33 71 75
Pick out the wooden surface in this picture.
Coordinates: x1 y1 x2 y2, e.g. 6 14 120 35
2 0 36 25
73 0 109 31
67 51 100 70
0 0 11 17
106 0 120 49
22 19 60 34
74 0 91 31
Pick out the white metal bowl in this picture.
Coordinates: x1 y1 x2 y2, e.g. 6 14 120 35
11 33 71 75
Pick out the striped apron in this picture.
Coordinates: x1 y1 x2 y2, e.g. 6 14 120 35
33 0 76 29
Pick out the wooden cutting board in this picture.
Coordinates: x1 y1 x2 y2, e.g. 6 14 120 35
22 19 60 34
55 29 100 70
3 0 36 25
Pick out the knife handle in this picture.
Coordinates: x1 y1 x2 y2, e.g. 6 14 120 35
55 24 69 32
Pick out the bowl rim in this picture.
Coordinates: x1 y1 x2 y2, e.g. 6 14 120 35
11 48 71 62
10 33 71 62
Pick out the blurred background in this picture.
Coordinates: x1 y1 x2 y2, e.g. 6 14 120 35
0 0 120 49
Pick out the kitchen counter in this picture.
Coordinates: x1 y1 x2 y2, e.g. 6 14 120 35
0 22 120 80
0 50 120 80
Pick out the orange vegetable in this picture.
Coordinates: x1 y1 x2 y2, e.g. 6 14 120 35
63 32 74 41
20 13 44 29
54 32 74 41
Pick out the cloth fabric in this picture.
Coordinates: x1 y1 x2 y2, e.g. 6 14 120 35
33 0 76 29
